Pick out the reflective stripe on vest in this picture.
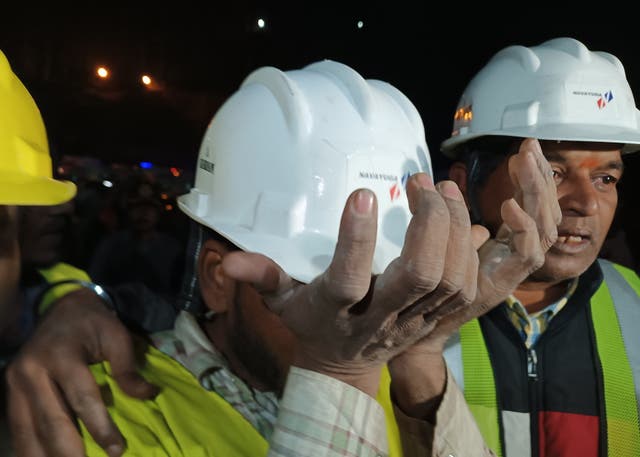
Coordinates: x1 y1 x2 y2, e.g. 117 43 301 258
459 319 502 456
592 259 640 456
446 259 640 456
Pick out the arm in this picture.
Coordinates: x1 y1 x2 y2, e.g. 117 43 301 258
394 366 496 457
6 287 158 457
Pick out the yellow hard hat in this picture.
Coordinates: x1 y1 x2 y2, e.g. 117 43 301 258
0 50 76 205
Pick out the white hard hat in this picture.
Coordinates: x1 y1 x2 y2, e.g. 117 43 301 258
441 37 640 157
178 60 433 284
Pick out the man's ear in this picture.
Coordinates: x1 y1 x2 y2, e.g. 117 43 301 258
198 239 234 314
448 162 470 208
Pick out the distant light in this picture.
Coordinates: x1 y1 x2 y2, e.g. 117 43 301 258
165 204 173 211
57 166 65 175
257 18 265 28
141 75 152 85
160 193 169 200
97 67 109 78
357 20 364 29
102 180 113 188
170 167 180 177
139 161 153 169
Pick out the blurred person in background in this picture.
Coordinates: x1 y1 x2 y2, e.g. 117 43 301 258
89 175 184 298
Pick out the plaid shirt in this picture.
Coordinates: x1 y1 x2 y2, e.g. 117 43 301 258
151 311 388 456
504 278 579 348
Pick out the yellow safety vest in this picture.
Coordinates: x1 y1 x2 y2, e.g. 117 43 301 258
36 262 91 314
83 342 403 456
456 260 640 457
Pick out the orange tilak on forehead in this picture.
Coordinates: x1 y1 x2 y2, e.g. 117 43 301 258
578 157 604 169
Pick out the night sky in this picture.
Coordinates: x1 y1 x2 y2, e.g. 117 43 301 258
1 3 639 177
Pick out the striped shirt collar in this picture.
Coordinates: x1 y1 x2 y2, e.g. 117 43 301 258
504 278 579 348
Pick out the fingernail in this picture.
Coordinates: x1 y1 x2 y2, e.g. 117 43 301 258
436 180 463 201
353 189 375 214
411 172 434 190
106 444 124 457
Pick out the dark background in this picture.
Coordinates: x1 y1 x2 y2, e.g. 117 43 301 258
1 3 639 269
2 4 639 174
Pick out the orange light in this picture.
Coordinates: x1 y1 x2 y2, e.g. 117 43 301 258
170 167 180 177
97 67 109 78
160 193 169 200
165 204 173 211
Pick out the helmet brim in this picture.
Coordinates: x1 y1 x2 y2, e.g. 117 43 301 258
178 195 403 284
0 172 76 205
441 123 640 158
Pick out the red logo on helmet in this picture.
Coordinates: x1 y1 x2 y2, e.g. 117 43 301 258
597 91 614 109
389 183 401 201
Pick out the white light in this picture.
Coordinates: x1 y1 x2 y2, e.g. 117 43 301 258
357 20 364 29
141 75 152 85
257 18 265 28
102 180 113 188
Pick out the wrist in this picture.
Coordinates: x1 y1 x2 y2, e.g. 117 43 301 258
389 351 446 421
37 280 115 316
293 353 382 397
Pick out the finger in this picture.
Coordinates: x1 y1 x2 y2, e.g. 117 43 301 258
56 360 127 456
8 384 47 457
435 180 476 304
320 188 378 307
509 139 559 251
7 361 86 457
99 321 158 400
222 251 298 315
527 138 562 225
481 198 544 300
398 180 473 323
471 224 490 250
381 173 450 311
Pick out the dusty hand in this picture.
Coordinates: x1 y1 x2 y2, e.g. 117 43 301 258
417 137 560 349
223 172 482 396
6 287 157 457
388 138 560 417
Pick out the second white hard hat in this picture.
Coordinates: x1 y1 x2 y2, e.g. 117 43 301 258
441 37 640 157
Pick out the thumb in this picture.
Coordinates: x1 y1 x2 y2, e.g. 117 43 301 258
222 251 298 315
101 326 158 399
470 224 490 250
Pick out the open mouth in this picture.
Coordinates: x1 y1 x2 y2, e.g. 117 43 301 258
553 231 592 252
556 234 589 244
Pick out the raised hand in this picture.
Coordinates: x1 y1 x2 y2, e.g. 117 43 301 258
223 171 484 397
389 137 560 418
